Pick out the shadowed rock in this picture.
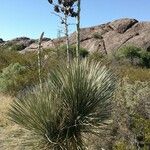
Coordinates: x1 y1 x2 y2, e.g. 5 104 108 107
0 38 4 43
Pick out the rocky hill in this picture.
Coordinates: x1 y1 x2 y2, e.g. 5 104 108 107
1 18 150 54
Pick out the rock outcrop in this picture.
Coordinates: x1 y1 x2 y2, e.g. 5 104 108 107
1 18 150 54
10 37 35 47
75 18 150 54
0 38 4 44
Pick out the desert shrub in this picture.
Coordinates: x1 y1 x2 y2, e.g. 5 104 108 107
0 48 64 95
93 33 103 39
113 140 129 150
113 139 137 150
0 43 26 51
0 50 38 71
117 65 150 82
59 45 89 59
129 83 150 149
8 60 116 149
43 46 89 63
89 51 109 63
115 45 141 65
114 45 150 68
140 51 150 68
89 51 105 61
112 78 150 149
0 63 26 94
10 44 26 51
88 78 150 150
0 50 39 94
0 43 13 51
130 115 150 149
0 50 40 95
79 48 89 58
0 50 24 70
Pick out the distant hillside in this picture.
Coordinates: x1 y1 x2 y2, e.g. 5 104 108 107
1 18 150 54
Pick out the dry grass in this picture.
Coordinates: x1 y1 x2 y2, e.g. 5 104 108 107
0 94 13 126
116 65 150 82
0 93 107 150
0 93 40 150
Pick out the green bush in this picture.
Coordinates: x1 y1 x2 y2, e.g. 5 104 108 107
0 51 39 94
89 51 105 61
8 60 116 149
79 47 89 58
90 78 150 150
0 50 40 95
114 45 150 68
10 44 26 51
0 50 23 70
115 45 141 65
59 45 89 59
140 51 150 68
0 43 26 51
0 48 66 95
0 63 26 93
0 43 13 51
93 33 103 39
0 50 37 71
112 78 150 149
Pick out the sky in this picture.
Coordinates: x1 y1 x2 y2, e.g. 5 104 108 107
0 0 150 40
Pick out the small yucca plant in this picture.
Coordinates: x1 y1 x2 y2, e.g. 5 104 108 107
8 60 116 149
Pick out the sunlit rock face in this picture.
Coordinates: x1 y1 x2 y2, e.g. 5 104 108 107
2 18 150 54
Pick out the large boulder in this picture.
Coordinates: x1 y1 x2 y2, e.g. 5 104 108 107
109 18 138 33
70 18 150 54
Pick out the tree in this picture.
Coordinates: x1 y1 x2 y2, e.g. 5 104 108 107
76 0 81 63
47 0 78 66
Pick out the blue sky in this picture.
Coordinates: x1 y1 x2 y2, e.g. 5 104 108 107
0 0 149 40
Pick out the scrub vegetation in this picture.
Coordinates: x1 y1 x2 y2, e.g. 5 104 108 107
0 0 150 149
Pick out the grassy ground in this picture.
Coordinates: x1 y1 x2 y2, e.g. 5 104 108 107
0 65 149 149
0 94 40 150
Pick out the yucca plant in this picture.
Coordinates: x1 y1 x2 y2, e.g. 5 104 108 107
8 60 116 150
